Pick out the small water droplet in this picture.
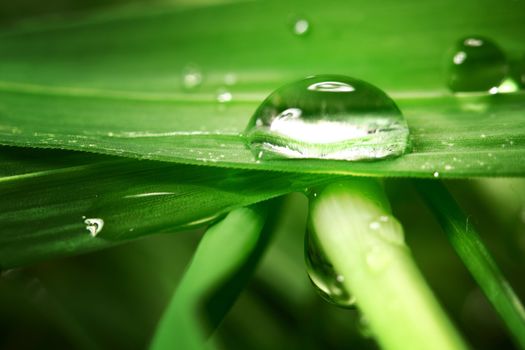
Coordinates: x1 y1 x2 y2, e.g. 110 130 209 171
245 75 410 161
224 73 237 86
84 218 104 237
305 229 355 308
369 221 381 230
216 89 233 103
448 36 508 92
182 64 203 90
366 246 390 272
292 18 310 36
433 171 440 178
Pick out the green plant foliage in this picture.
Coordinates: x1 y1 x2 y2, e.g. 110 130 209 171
0 148 332 268
1 0 525 349
415 180 525 349
0 0 524 177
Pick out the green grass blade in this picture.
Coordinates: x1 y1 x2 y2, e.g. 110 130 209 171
1 0 523 92
0 0 524 177
309 180 468 350
150 202 271 350
0 150 329 268
414 180 525 349
0 89 523 177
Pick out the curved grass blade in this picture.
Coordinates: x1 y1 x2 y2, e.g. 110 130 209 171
414 180 525 349
150 201 277 350
308 179 468 350
0 151 330 268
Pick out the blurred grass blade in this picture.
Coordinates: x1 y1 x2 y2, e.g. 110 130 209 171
0 149 330 268
150 202 275 350
414 180 525 349
0 0 524 177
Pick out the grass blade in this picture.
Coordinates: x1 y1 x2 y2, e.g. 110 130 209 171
150 202 273 350
0 0 524 177
0 88 524 178
0 150 330 268
308 179 467 350
414 179 525 349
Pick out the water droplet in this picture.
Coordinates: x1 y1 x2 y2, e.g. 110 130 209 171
369 221 381 230
448 36 508 92
305 229 355 308
182 64 203 90
224 73 237 86
84 218 104 237
366 246 390 272
433 171 440 178
292 18 310 36
216 89 233 103
245 75 410 161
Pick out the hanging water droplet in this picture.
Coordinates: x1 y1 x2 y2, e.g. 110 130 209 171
182 64 203 90
292 18 310 36
448 36 508 92
84 218 104 237
305 228 355 308
245 75 410 161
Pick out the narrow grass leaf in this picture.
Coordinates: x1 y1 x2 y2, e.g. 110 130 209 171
414 179 525 350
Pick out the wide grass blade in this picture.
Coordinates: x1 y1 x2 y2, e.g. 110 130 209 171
0 149 330 268
0 0 524 177
415 180 525 349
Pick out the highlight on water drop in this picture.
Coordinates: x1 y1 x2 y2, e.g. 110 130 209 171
84 218 104 237
245 75 410 162
447 36 508 92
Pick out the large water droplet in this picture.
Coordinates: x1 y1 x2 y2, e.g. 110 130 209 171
448 36 508 92
84 218 104 237
305 228 355 308
245 75 410 161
